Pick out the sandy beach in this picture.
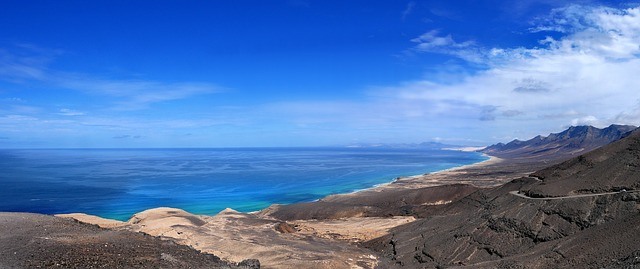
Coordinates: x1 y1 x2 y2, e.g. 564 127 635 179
57 154 532 269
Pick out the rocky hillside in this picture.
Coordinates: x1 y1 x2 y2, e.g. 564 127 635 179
264 184 479 220
481 124 636 161
365 128 640 268
0 212 259 269
525 128 640 197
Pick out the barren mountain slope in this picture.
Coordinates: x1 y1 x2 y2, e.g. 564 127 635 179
481 125 636 162
365 129 640 268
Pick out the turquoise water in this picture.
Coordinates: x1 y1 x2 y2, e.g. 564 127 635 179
0 148 487 220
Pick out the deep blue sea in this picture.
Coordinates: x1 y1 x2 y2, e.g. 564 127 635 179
0 148 486 221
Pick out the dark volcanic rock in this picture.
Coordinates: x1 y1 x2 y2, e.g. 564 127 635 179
365 129 640 268
274 222 297 233
0 212 251 269
237 259 260 269
527 128 640 197
266 184 478 220
481 124 636 161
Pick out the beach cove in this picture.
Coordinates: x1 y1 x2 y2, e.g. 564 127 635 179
55 151 522 269
0 147 487 221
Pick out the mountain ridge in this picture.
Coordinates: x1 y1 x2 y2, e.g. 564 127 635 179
480 124 637 161
364 125 640 268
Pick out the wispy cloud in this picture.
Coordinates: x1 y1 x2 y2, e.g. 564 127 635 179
55 77 220 110
0 52 47 82
410 30 482 62
411 30 475 50
402 1 416 20
0 44 221 110
58 108 85 116
113 135 142 139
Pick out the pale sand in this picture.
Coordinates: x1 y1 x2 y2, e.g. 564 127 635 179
432 155 502 173
57 155 503 269
56 213 126 229
441 146 487 152
60 207 384 269
292 216 415 243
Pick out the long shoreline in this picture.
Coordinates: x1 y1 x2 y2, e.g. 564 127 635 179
263 151 494 209
54 151 514 268
341 153 500 196
63 150 498 221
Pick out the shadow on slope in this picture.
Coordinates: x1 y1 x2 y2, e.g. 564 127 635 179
364 129 640 268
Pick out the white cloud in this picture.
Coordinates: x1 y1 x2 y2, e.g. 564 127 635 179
390 5 640 141
411 30 469 49
58 108 85 116
571 115 602 126
613 99 640 125
410 30 482 62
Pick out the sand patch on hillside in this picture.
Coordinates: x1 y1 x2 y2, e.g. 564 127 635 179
60 207 392 269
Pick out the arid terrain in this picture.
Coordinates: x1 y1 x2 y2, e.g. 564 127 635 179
2 125 639 268
47 155 528 269
0 212 258 269
366 128 640 268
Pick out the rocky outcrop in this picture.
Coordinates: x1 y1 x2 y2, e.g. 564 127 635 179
274 222 297 233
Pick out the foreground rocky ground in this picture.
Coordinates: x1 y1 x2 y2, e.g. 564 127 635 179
0 212 258 269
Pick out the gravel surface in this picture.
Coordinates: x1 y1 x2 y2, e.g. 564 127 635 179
0 212 255 269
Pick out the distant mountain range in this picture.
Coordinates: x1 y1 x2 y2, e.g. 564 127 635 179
481 124 637 161
527 127 640 197
365 126 640 268
346 141 461 150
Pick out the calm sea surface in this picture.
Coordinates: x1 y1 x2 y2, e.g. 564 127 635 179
0 148 487 220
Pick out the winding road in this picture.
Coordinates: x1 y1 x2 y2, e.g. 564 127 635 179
509 189 638 200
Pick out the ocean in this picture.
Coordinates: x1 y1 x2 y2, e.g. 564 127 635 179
0 148 487 221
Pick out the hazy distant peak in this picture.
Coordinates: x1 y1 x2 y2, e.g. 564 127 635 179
345 141 460 149
481 125 637 161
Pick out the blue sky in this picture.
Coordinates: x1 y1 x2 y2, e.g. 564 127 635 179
1 0 639 148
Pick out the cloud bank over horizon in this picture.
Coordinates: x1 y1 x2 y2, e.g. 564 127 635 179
0 2 639 148
258 4 640 144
